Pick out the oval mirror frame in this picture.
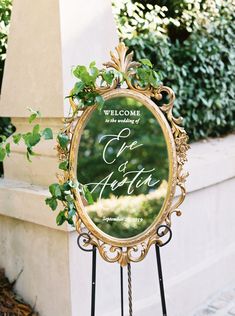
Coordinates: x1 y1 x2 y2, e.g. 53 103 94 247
66 43 189 266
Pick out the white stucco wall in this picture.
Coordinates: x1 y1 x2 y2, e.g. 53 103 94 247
68 134 235 316
1 135 234 316
0 1 118 315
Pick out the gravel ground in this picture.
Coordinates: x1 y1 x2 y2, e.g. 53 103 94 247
0 268 38 316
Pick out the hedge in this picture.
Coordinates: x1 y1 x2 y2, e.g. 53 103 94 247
113 0 235 141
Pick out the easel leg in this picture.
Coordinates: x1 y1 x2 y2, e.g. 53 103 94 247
155 244 167 316
120 266 124 316
91 246 97 316
127 263 133 316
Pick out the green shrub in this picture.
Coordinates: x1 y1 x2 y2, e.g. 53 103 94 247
0 0 14 176
113 0 235 141
0 0 12 90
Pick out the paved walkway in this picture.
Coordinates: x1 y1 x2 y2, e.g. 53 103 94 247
193 286 235 316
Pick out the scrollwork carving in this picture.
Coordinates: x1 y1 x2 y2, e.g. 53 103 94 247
61 42 189 266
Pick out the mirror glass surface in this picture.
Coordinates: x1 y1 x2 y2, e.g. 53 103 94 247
77 96 169 238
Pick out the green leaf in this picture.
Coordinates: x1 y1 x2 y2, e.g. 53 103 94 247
102 71 114 85
28 113 37 123
56 211 66 225
45 197 58 211
60 182 71 192
65 195 74 203
57 133 69 150
68 180 77 188
140 59 153 68
0 135 6 143
29 133 41 147
95 95 105 112
22 133 31 147
0 147 6 162
27 108 41 123
5 143 10 156
83 185 94 205
13 133 22 144
90 65 99 78
26 147 36 162
89 61 96 68
59 160 69 171
26 150 31 162
23 132 41 148
68 207 76 218
42 128 53 140
49 183 61 198
73 81 85 94
33 124 40 135
73 65 95 85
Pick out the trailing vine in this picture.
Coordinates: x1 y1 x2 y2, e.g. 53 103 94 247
0 55 166 227
0 108 53 162
46 57 164 226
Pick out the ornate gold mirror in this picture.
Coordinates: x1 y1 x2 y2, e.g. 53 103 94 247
68 43 189 266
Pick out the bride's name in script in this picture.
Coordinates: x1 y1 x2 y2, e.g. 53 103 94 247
86 128 159 200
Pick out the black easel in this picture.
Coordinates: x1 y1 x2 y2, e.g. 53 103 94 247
120 266 124 316
77 224 172 316
155 225 172 316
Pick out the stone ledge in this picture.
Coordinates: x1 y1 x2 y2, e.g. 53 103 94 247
0 179 70 231
0 134 234 231
185 133 235 193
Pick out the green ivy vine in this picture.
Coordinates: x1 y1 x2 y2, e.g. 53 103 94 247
0 58 163 227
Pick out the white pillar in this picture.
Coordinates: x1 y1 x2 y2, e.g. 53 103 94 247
0 1 118 315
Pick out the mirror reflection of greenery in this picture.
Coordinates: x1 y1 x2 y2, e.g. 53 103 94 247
87 181 167 238
78 97 169 199
77 96 169 238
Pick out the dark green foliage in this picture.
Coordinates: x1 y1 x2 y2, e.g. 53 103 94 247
113 0 235 141
0 1 14 175
0 109 53 163
57 133 69 150
45 180 78 226
77 97 169 200
70 62 105 110
77 96 169 237
90 195 165 238
59 160 69 171
0 0 11 90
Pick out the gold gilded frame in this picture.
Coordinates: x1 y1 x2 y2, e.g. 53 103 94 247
64 43 189 266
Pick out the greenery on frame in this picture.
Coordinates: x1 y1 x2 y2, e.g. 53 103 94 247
46 58 165 226
1 0 234 228
112 0 235 141
0 55 163 227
